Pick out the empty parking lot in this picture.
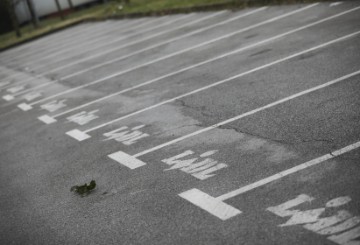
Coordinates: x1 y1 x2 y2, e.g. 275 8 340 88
0 1 359 244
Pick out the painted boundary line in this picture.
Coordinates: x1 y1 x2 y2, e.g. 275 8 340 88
38 5 360 125
0 17 164 94
65 30 360 141
17 4 317 109
10 8 265 103
7 15 184 88
0 22 107 60
30 14 190 71
33 11 226 79
105 66 360 169
5 22 121 63
179 140 360 220
12 9 256 96
10 18 146 60
20 18 152 69
3 22 118 68
8 12 224 97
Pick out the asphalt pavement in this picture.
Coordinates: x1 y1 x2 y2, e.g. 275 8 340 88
0 1 359 244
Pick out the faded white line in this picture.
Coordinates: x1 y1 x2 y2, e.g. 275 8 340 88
0 22 115 60
71 33 360 137
180 140 360 220
11 12 226 96
5 20 139 64
330 2 343 7
31 15 187 71
23 18 151 70
9 16 183 87
42 5 360 123
54 11 234 80
218 141 360 201
21 4 317 109
133 66 360 157
103 65 360 169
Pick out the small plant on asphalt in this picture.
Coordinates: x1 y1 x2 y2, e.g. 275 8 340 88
70 180 96 197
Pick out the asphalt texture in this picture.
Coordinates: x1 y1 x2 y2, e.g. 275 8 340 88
0 1 360 244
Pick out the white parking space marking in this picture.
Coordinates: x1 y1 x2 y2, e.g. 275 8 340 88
65 32 360 140
7 85 25 93
108 151 147 169
162 150 228 180
23 92 42 102
16 4 317 109
66 110 99 125
52 10 242 79
330 2 343 7
268 194 360 244
37 4 360 124
30 15 191 71
38 115 57 124
0 24 97 61
3 16 173 86
31 12 226 72
2 95 14 101
103 125 149 145
5 20 142 64
10 9 261 99
66 129 91 141
22 19 149 68
179 189 242 220
105 65 360 169
8 12 230 98
180 141 360 220
15 14 192 77
40 100 67 112
17 103 32 111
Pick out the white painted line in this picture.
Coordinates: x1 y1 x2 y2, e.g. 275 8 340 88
180 140 360 220
56 9 257 80
17 103 32 111
330 2 343 7
4 16 176 88
108 151 147 169
26 19 148 69
77 31 360 136
40 10 274 122
179 189 242 220
218 140 360 201
106 67 360 168
31 15 190 71
2 95 14 101
7 19 143 65
65 129 91 141
25 4 317 107
38 115 57 124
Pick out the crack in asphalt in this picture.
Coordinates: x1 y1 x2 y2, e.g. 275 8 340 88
218 124 336 147
176 99 214 118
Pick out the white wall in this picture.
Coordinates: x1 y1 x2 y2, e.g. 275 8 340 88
16 0 99 23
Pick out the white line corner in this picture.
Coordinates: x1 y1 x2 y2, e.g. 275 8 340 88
2 95 14 101
66 129 91 141
179 188 242 220
38 115 57 124
17 103 32 111
108 151 147 169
